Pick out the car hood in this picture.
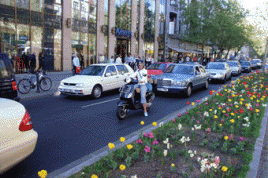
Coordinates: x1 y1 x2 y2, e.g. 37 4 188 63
230 67 239 70
206 69 226 73
157 73 193 82
147 69 163 76
62 75 101 84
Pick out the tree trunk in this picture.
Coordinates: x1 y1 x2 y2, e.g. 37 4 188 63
225 49 230 59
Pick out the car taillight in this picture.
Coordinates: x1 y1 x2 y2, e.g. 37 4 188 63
12 81 18 90
19 110 33 131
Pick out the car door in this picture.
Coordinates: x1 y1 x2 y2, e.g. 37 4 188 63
199 65 207 84
102 66 118 90
116 65 130 88
194 66 202 88
225 64 231 78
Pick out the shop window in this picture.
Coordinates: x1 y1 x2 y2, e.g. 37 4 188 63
16 0 30 10
17 24 30 55
0 0 15 6
31 0 43 12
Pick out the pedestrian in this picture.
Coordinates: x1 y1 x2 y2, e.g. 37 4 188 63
124 54 130 64
186 56 190 62
38 51 45 75
79 52 84 70
21 52 28 72
110 56 115 63
98 54 105 64
146 55 152 67
116 55 122 64
29 53 36 74
193 56 197 62
73 54 80 75
151 56 154 64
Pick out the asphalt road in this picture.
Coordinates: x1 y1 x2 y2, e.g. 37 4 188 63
2 73 247 178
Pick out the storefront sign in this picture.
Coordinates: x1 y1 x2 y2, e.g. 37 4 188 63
112 27 132 38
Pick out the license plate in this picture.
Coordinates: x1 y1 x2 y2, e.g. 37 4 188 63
157 88 168 92
65 89 72 92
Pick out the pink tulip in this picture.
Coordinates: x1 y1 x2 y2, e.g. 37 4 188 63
197 120 200 123
201 116 203 119
256 103 259 107
149 132 154 138
137 139 143 144
144 145 151 153
172 118 175 123
143 132 148 137
206 128 211 134
152 139 159 145
215 156 220 167
185 111 188 114
225 113 228 117
205 102 209 105
178 113 181 117
239 137 244 141
196 100 201 103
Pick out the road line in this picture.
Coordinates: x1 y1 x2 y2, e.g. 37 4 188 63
81 98 120 108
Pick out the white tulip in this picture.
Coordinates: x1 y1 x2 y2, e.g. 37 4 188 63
186 137 190 142
192 127 195 131
159 122 164 127
178 124 182 130
190 154 194 157
167 143 170 149
188 150 192 154
198 157 201 161
164 150 168 156
194 150 197 154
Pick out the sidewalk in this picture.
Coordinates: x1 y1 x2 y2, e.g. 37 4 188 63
15 71 73 100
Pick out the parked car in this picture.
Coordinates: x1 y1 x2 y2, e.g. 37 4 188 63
227 61 242 76
250 60 258 69
0 53 20 101
252 59 263 69
0 98 38 174
152 63 210 97
240 61 252 73
58 64 135 99
205 62 232 83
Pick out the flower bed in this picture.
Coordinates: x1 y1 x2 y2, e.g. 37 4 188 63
69 71 268 178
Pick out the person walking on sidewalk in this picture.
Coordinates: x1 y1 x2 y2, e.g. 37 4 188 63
79 52 84 70
29 53 36 74
109 56 115 63
38 51 46 75
73 54 80 75
116 55 122 64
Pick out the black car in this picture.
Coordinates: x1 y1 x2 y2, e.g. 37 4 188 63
240 61 252 73
0 53 20 101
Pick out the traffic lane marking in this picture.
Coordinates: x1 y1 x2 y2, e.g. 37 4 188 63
81 97 120 108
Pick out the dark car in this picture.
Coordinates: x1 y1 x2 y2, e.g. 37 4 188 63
240 61 252 73
250 60 258 69
0 53 20 101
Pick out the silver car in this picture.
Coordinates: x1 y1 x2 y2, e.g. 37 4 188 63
227 61 242 76
152 64 210 97
252 59 262 69
205 62 232 83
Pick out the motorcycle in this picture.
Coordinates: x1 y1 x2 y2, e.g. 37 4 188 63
116 77 155 120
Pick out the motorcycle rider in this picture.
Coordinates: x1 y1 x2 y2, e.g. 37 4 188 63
133 62 149 116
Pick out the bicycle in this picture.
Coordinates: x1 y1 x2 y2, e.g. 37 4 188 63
17 70 52 94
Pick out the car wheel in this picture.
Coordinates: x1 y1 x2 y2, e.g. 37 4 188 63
222 75 227 83
92 85 102 99
186 84 192 97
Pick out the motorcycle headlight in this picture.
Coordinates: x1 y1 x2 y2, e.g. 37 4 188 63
127 92 133 98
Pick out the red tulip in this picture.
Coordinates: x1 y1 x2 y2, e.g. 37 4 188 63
228 109 231 112
209 91 213 95
187 102 190 105
235 111 238 114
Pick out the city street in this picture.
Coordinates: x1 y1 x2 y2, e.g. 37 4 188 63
1 73 246 178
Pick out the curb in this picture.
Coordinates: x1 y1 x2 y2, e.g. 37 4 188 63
247 104 268 178
48 79 230 178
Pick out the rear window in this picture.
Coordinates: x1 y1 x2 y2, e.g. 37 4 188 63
0 60 12 78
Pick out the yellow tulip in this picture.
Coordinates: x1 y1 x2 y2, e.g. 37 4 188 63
219 124 222 126
250 97 253 100
120 137 125 143
240 98 244 101
214 115 218 119
224 136 229 140
240 101 243 105
231 113 234 116
127 144 133 150
140 121 144 125
222 110 226 113
108 143 115 149
171 163 175 167
91 175 98 178
192 102 195 106
222 166 228 172
119 164 126 171
245 103 249 107
256 109 260 113
209 109 212 111
261 98 264 101
152 122 157 127
228 99 232 102
219 107 222 110
225 89 227 91
230 119 234 123
238 116 240 118
38 170 48 178
235 105 239 108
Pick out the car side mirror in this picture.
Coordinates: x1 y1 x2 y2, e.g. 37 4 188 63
105 73 111 77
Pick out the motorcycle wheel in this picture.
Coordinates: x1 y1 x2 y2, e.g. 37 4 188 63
116 106 127 120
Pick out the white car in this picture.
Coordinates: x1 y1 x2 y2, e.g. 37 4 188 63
0 98 38 174
59 64 135 99
205 62 232 83
252 59 262 69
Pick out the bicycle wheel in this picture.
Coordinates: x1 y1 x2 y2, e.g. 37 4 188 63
18 79 31 94
40 77 52 91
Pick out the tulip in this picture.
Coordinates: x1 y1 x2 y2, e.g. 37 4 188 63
120 137 126 143
149 132 154 138
108 143 115 149
152 122 157 127
172 118 175 123
206 128 211 134
178 113 181 117
119 164 126 171
187 102 190 105
127 144 133 150
215 156 220 167
144 145 151 153
140 121 144 125
152 139 159 145
197 120 200 123
239 137 244 141
143 132 148 137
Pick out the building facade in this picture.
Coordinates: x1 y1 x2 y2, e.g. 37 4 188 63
164 0 212 62
0 0 165 71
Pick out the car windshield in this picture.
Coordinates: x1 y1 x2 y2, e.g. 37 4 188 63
147 64 166 70
241 62 249 65
227 62 238 67
207 63 225 70
79 66 106 76
164 65 193 75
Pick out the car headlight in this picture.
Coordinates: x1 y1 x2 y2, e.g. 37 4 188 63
173 80 188 86
76 83 84 87
60 81 64 86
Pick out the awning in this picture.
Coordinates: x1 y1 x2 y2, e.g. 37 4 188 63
168 46 189 53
